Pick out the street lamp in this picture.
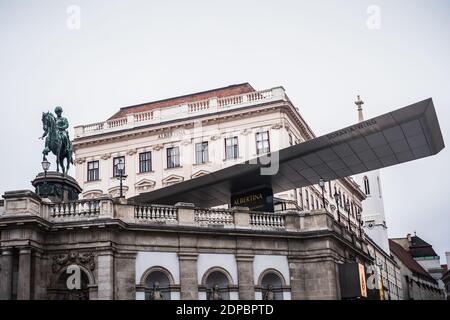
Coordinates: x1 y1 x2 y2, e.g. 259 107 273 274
41 159 51 178
333 191 341 223
318 178 326 210
345 199 351 231
116 159 127 198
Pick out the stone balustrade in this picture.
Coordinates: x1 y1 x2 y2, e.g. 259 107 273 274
74 87 286 138
0 190 365 243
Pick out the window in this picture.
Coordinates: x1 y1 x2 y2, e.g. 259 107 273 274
167 147 180 168
87 161 99 181
225 137 239 159
305 189 310 210
298 188 303 210
195 142 209 164
139 152 152 173
113 157 125 177
377 176 382 198
289 134 293 146
256 131 270 154
364 176 370 195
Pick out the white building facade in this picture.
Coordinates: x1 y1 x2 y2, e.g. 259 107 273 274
73 83 365 230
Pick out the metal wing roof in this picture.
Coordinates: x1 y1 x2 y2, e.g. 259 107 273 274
131 98 444 207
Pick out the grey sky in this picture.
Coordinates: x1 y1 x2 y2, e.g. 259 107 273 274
1 0 449 262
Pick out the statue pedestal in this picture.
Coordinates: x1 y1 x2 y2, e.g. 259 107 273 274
32 172 82 202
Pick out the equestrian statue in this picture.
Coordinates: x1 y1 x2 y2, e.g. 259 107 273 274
40 106 74 174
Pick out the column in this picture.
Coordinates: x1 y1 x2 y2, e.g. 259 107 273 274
97 250 114 300
17 248 32 300
178 253 198 300
288 258 307 300
236 254 255 300
0 248 14 300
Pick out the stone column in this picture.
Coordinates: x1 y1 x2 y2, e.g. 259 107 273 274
0 247 14 300
32 250 46 300
178 252 198 300
288 258 306 300
114 252 136 300
17 248 32 300
236 254 255 299
97 250 114 300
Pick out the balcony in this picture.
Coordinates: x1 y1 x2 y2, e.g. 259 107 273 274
73 87 287 139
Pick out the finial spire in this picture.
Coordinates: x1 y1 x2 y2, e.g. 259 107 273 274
355 95 365 122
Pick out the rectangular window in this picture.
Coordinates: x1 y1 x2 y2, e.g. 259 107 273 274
195 142 209 164
167 147 180 168
289 134 293 146
87 161 99 181
225 137 239 159
256 131 270 154
139 152 152 173
113 156 125 177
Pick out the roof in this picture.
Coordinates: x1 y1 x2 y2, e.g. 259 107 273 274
131 98 445 207
409 235 439 258
108 83 255 120
389 239 437 284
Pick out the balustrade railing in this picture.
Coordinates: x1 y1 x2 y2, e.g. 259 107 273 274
250 212 285 229
47 200 100 219
134 204 178 222
74 87 285 138
194 208 234 226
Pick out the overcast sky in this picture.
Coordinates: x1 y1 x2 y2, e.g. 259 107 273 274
1 0 449 262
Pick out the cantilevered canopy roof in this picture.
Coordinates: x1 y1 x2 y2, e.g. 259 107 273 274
131 98 444 207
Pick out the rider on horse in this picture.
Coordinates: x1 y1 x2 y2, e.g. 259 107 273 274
54 106 71 149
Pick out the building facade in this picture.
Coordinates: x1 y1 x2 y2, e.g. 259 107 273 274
389 238 444 300
72 83 365 231
0 84 413 300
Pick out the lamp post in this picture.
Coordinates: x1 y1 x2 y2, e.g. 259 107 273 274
357 212 363 238
41 159 51 178
116 159 127 198
333 191 341 223
318 178 326 210
345 200 351 231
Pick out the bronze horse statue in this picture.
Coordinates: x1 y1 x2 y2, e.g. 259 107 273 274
41 109 74 174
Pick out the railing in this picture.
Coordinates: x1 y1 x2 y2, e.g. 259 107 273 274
134 111 153 123
134 204 178 222
47 200 100 219
188 100 209 112
250 212 285 229
74 87 286 138
107 117 127 128
194 208 234 226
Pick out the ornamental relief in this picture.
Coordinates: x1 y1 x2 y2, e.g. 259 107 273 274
51 251 96 273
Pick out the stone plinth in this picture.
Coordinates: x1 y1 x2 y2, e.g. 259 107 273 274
32 171 82 202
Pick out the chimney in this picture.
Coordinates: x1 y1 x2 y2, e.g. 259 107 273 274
407 233 412 246
446 252 450 267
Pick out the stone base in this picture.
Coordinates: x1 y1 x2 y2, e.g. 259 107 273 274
32 171 82 202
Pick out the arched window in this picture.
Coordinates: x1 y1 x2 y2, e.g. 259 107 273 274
258 269 287 300
363 176 370 195
205 270 231 300
49 266 92 300
139 266 176 300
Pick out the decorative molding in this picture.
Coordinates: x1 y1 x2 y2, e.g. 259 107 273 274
134 179 156 192
162 174 184 187
153 144 164 151
241 129 252 136
82 189 103 199
126 149 137 156
271 123 283 130
191 170 211 179
51 251 96 273
75 157 86 164
100 153 111 160
210 134 221 141
108 185 129 198
181 139 191 146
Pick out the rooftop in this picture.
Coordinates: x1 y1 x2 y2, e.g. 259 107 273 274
389 239 437 284
108 83 256 120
